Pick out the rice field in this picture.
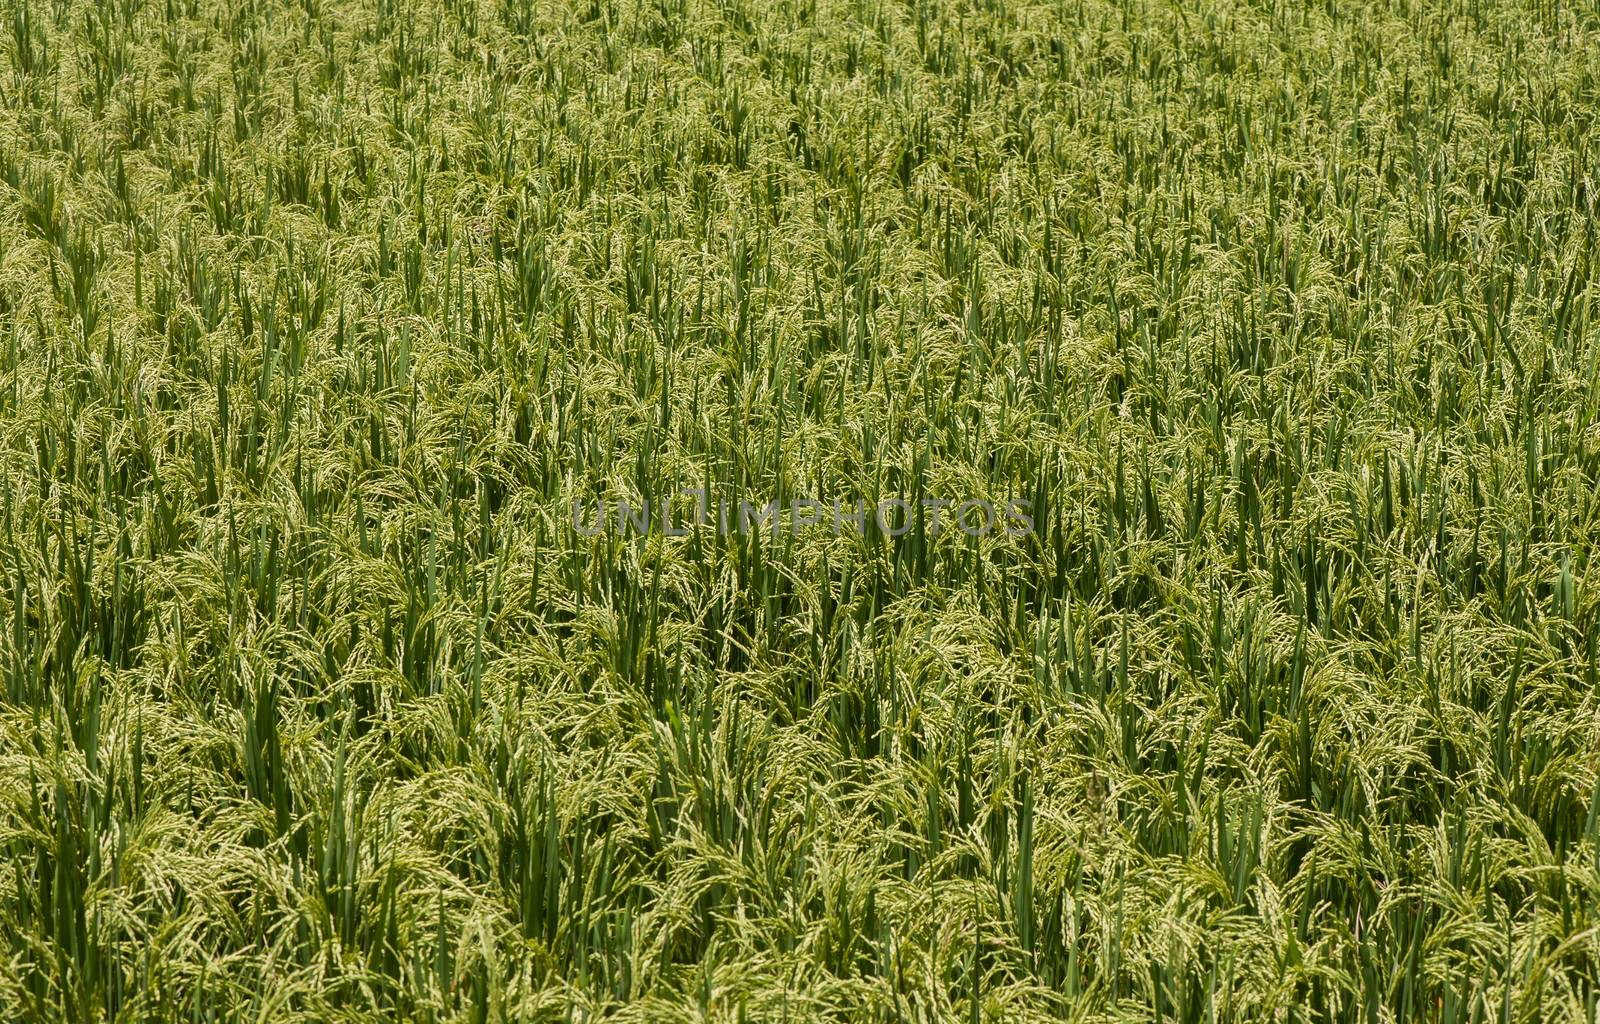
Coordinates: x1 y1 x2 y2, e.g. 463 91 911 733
1 0 1599 1019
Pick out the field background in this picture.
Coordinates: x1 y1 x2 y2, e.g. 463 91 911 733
2 0 1599 1020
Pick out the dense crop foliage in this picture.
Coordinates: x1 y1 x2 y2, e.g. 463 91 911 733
2 0 1600 1019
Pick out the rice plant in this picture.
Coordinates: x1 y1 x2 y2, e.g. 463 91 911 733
1 0 1598 1020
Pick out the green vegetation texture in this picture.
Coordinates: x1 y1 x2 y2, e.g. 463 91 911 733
2 0 1599 1020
